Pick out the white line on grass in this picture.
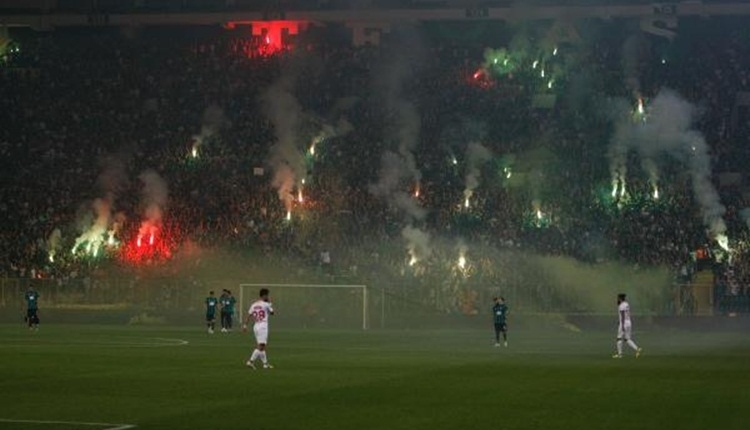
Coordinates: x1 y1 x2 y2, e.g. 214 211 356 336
0 418 136 429
0 337 189 348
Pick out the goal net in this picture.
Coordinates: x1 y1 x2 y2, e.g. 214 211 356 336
239 284 369 330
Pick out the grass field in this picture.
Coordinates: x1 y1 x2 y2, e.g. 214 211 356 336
1 323 749 430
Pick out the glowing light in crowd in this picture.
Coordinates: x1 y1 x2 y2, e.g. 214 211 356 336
536 209 543 220
458 254 466 270
611 178 619 198
717 234 730 252
473 69 482 80
48 253 54 263
652 184 660 200
297 188 304 203
464 196 470 209
532 60 539 69
503 58 508 66
120 226 175 266
414 182 421 198
452 156 458 165
504 167 512 179
540 69 545 78
409 254 418 266
637 98 645 115
286 210 292 221
547 80 554 89
191 146 198 158
553 47 558 56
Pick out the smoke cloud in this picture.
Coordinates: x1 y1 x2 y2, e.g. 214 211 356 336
138 169 168 242
262 76 306 213
609 89 726 237
71 155 129 256
192 104 227 154
463 142 493 206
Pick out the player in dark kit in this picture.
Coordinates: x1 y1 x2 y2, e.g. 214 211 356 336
25 287 40 330
205 291 218 334
492 297 508 347
220 290 237 333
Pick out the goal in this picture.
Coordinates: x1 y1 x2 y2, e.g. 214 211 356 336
238 283 369 330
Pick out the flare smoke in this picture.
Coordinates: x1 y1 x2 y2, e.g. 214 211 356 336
262 76 306 213
609 90 726 237
463 142 492 207
138 169 168 241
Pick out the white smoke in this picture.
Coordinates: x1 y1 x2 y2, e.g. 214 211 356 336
138 169 168 243
71 155 128 257
402 225 432 265
47 228 61 262
72 198 111 256
191 104 227 155
609 90 726 237
262 76 306 213
370 29 431 264
463 142 493 206
309 117 354 156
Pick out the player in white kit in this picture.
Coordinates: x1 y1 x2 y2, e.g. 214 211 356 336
243 288 275 369
613 293 642 358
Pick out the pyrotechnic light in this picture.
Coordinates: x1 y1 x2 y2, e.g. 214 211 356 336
191 146 198 158
473 70 482 80
48 253 54 263
297 188 304 203
536 209 543 220
619 182 626 198
464 196 470 208
409 255 417 266
493 58 498 64
458 254 466 270
611 179 619 198
717 234 730 252
652 185 660 200
532 60 539 69
503 58 509 66
107 230 116 246
452 156 458 165
540 69 545 78
286 210 292 221
553 47 558 56
137 236 142 247
637 98 645 115
547 80 554 89
149 233 154 246
504 167 512 179
414 183 421 198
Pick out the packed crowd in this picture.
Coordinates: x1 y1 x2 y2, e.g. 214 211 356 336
2 18 750 313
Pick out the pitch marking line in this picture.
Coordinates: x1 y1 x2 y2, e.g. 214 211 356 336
0 337 189 348
0 418 136 429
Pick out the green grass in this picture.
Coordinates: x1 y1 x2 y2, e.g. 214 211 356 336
0 324 749 430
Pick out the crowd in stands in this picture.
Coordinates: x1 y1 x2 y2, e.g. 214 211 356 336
2 18 750 314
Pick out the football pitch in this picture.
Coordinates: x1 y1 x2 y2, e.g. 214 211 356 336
1 323 748 430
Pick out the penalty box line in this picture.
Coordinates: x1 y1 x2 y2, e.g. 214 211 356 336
0 418 136 429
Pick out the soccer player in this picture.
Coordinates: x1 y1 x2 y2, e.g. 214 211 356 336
220 290 236 333
24 287 40 331
492 296 508 347
613 293 643 358
243 288 275 369
205 291 218 334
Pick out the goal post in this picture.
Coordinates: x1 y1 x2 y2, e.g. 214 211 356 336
239 283 369 330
